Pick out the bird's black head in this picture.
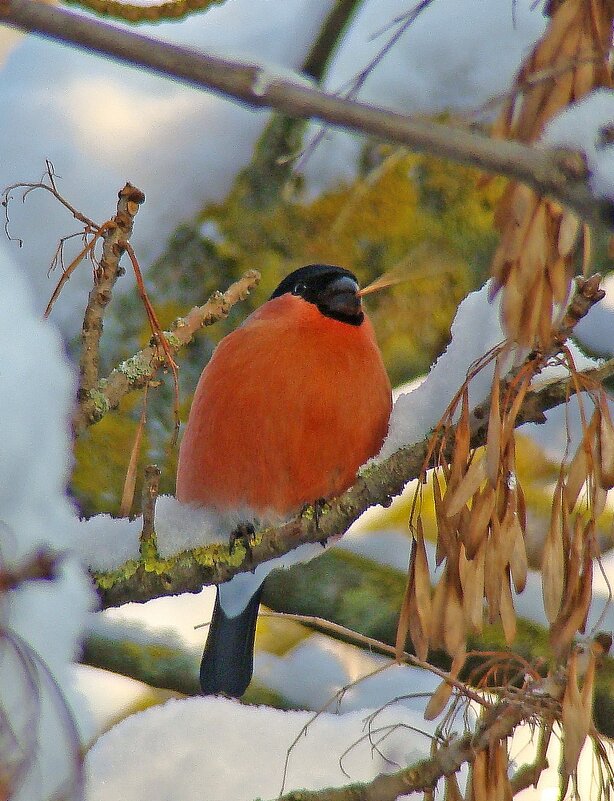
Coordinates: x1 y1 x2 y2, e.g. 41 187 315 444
270 264 364 326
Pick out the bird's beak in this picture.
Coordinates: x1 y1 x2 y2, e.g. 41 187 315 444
324 275 362 317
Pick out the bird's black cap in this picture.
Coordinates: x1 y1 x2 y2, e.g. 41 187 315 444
271 264 363 326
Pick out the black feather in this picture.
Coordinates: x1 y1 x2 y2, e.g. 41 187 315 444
200 584 264 697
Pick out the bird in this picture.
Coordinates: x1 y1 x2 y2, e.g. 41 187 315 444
176 264 392 696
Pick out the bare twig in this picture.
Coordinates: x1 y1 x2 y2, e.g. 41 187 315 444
72 269 260 433
140 463 160 558
263 611 489 710
277 696 533 801
78 183 145 401
1 0 613 228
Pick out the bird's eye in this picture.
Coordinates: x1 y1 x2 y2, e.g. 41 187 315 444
292 282 307 296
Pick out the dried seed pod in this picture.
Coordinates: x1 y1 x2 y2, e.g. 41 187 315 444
446 455 486 518
558 209 581 257
424 677 453 721
542 480 565 623
509 521 528 594
484 518 502 623
414 524 433 642
464 485 496 559
561 649 589 783
486 359 502 487
566 440 589 511
443 575 467 658
547 255 571 306
469 748 488 801
499 572 517 645
430 569 449 651
433 470 451 566
462 540 486 632
444 774 464 801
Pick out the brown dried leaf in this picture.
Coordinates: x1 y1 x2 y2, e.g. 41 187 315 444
518 201 548 285
547 255 571 306
542 480 565 623
470 749 488 801
533 0 581 71
462 540 486 632
430 570 448 651
424 678 453 721
558 209 581 257
433 470 450 566
446 455 486 518
562 649 588 781
509 521 528 594
538 271 554 349
444 576 466 657
464 485 496 559
499 573 517 645
408 585 429 663
498 488 520 573
395 541 415 660
485 519 501 623
539 58 576 128
486 359 501 487
450 388 470 489
444 774 464 801
501 265 524 341
573 34 596 101
414 524 432 642
566 440 589 511
519 273 544 348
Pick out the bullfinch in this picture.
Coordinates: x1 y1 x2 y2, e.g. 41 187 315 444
176 264 392 696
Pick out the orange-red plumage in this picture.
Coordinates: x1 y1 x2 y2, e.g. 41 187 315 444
177 292 391 516
176 265 391 697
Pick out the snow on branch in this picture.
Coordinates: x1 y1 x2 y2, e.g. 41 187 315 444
94 340 614 610
2 0 613 229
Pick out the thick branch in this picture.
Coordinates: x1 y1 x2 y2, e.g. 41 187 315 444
2 0 613 227
94 355 614 609
72 269 260 433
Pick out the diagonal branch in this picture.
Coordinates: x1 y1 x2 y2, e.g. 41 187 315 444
2 0 613 228
72 269 260 433
94 353 614 609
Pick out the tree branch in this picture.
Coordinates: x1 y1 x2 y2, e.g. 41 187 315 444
276 698 530 801
93 353 614 609
72 269 260 433
2 0 613 228
77 183 145 406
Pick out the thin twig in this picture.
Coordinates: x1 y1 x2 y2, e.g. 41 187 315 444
140 463 161 559
72 269 260 434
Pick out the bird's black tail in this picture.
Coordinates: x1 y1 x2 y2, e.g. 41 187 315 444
200 584 264 697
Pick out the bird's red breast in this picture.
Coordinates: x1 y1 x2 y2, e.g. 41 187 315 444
176 292 391 517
